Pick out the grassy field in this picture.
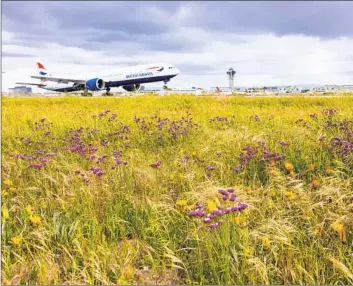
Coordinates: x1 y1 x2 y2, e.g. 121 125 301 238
2 94 353 284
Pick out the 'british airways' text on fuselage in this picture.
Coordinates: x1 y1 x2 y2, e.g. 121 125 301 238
126 72 153 79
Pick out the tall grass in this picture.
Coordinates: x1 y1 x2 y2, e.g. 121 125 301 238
2 95 353 284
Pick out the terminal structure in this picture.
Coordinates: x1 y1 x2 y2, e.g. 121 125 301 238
226 67 236 93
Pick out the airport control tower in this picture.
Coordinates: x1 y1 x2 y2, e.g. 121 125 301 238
226 67 236 93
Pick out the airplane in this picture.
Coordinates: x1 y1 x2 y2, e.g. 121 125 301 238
214 87 232 95
16 62 180 96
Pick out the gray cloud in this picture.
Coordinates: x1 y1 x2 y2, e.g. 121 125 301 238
3 1 353 72
190 2 353 38
3 1 353 50
2 52 33 58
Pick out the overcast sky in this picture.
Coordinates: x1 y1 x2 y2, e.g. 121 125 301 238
2 1 353 92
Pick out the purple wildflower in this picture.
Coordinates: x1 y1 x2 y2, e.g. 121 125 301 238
206 166 215 171
233 165 242 173
195 203 204 209
97 155 108 163
236 202 249 211
218 189 228 196
39 157 49 163
209 223 220 229
203 217 212 223
250 115 260 122
229 194 237 201
274 154 285 161
90 166 104 177
211 209 224 216
150 160 161 168
189 210 205 217
28 163 45 169
13 153 26 160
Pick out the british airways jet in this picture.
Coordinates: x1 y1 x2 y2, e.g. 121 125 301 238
17 62 180 96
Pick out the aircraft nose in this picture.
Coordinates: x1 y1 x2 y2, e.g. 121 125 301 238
174 67 180 75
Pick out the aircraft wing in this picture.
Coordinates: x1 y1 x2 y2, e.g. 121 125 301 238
30 76 86 84
16 82 46 86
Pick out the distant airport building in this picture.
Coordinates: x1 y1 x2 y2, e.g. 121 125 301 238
9 86 32 94
140 86 205 95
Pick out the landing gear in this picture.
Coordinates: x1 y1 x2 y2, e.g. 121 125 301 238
163 79 170 90
103 87 113 96
81 88 93 97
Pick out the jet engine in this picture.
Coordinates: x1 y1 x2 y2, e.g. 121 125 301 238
122 84 141 92
85 78 105 91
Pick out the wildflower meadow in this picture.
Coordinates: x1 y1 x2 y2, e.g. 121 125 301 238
2 94 353 284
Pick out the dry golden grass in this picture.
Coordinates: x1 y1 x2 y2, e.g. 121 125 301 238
2 94 353 284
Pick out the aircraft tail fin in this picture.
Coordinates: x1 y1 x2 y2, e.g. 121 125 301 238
36 62 48 82
216 87 221 92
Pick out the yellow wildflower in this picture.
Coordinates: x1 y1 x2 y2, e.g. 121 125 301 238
11 236 23 247
267 199 274 209
2 207 9 220
3 179 12 186
284 191 297 201
262 236 270 249
234 216 246 225
207 199 218 212
243 247 253 257
25 205 33 215
284 161 294 172
331 221 346 243
2 190 9 197
176 200 187 206
29 215 41 225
